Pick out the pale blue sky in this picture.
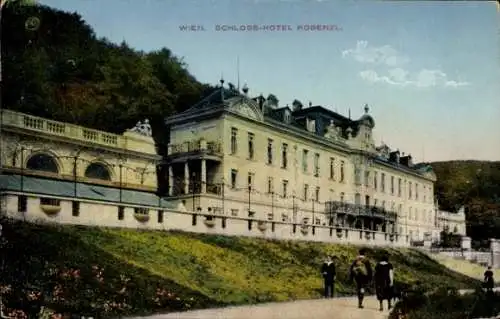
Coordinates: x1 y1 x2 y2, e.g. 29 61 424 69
40 0 500 162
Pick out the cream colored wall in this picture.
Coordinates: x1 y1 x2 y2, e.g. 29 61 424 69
1 130 159 190
169 119 223 147
1 192 409 247
0 109 158 156
221 114 353 223
366 163 436 240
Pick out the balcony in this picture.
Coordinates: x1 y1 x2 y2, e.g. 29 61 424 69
1 109 159 156
167 139 223 162
324 201 397 220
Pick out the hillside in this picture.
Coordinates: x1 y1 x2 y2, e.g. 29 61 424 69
0 219 481 318
430 160 500 246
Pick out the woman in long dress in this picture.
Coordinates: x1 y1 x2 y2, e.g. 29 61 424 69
374 255 394 311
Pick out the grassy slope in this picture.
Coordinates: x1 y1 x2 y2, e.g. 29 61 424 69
427 253 500 283
1 220 481 317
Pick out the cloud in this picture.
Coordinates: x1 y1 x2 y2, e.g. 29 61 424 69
359 68 470 88
342 40 410 67
344 41 471 88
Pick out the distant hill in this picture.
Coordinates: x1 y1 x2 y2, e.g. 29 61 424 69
430 160 500 245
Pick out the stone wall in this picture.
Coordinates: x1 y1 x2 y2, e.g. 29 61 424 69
0 192 409 247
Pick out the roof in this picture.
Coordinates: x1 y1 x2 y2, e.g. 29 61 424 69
0 174 177 209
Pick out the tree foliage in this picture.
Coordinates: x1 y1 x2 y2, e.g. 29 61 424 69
2 4 211 155
431 160 500 246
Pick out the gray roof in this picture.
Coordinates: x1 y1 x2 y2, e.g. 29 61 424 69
0 174 176 209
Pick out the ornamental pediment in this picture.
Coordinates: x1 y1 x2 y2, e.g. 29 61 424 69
227 98 264 121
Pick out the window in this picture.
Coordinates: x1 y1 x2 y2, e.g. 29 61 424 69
18 195 27 212
315 187 320 202
134 207 149 215
409 207 413 220
314 153 320 177
282 143 288 169
282 180 288 197
391 176 395 195
231 127 238 154
158 210 164 223
365 195 370 206
382 200 386 210
230 169 237 189
303 184 309 201
302 149 309 173
85 162 111 181
340 192 345 203
364 171 370 187
267 138 273 164
354 193 361 205
409 182 412 199
416 184 419 200
354 168 361 185
40 198 60 206
231 209 238 216
381 173 386 192
340 161 345 182
374 198 378 207
329 158 335 179
398 178 402 197
26 153 59 173
374 172 378 190
423 186 426 203
247 172 254 189
118 206 124 220
267 177 274 194
72 201 80 217
248 132 254 159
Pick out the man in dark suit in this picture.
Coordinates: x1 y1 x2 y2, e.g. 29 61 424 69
321 255 336 298
349 248 373 309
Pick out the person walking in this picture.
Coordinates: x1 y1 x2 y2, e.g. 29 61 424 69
349 248 373 309
484 265 494 294
321 255 336 298
374 254 394 311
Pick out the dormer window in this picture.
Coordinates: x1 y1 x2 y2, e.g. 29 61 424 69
284 110 291 123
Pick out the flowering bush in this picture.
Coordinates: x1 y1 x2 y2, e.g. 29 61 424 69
0 220 217 318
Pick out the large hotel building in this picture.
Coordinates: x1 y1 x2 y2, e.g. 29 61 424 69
164 81 440 242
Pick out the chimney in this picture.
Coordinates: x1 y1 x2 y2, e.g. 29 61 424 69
258 94 264 111
389 151 400 164
400 155 413 167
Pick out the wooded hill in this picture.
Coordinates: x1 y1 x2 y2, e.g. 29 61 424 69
2 5 499 244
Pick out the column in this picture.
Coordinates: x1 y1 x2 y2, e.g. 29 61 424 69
184 162 189 194
490 239 500 268
201 159 207 193
168 165 174 196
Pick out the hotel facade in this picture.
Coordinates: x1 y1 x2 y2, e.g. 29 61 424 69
164 82 450 243
0 82 466 246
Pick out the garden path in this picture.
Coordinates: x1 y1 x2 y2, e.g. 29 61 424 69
129 296 390 319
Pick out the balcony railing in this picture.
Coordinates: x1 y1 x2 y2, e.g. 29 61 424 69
324 201 398 220
168 139 222 157
2 109 122 148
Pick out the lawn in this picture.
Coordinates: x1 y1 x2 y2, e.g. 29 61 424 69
0 219 481 318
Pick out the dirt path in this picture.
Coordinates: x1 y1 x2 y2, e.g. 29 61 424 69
129 296 391 319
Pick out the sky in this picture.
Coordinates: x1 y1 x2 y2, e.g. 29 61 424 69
40 0 500 162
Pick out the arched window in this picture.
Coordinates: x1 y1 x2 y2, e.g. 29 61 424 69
84 162 111 181
26 153 59 173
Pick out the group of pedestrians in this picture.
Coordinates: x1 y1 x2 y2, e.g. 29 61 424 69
321 248 395 311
